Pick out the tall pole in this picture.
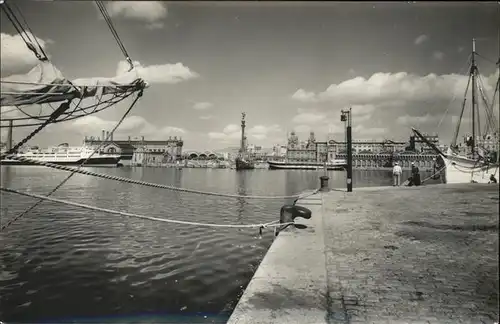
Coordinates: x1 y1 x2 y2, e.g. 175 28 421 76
341 109 353 192
347 108 353 192
497 19 500 164
471 38 476 156
240 112 246 154
6 120 13 151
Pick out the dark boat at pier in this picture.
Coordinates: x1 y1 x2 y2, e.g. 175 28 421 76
267 160 346 170
235 112 255 171
235 157 255 170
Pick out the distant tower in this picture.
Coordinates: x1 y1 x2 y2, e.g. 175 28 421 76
308 131 316 143
240 112 247 154
288 130 299 148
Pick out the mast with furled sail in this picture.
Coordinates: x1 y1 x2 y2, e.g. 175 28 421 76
0 0 146 159
412 38 499 184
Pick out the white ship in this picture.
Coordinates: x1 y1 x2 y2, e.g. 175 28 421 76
413 39 499 184
1 143 121 167
267 159 347 170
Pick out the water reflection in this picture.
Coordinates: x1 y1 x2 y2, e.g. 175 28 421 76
1 166 15 187
0 167 438 323
235 172 248 222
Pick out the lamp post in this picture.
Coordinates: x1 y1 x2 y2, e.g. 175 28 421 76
341 108 353 192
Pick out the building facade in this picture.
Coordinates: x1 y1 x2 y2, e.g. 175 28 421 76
285 131 337 162
279 130 444 169
84 130 183 166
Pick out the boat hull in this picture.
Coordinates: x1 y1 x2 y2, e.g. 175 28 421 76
268 161 347 170
235 157 255 170
0 156 121 167
443 154 499 184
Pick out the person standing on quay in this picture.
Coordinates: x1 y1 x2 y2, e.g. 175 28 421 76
411 162 421 186
392 161 402 186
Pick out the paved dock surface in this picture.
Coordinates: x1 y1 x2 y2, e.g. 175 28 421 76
227 184 499 324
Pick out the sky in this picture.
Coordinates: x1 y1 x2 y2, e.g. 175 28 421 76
1 1 499 151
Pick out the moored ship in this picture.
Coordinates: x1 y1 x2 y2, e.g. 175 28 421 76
267 159 347 170
1 143 121 167
235 112 255 171
412 39 499 184
235 157 255 170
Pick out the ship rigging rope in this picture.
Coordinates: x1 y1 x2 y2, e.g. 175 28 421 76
9 1 50 61
0 90 145 231
0 2 47 61
95 0 134 71
0 99 75 159
0 187 296 231
477 75 498 134
0 155 314 201
436 54 472 129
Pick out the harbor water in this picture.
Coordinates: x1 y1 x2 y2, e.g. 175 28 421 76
0 167 436 323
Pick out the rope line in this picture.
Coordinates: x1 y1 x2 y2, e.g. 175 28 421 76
95 1 134 71
10 1 49 61
0 80 117 88
0 155 308 200
436 54 472 130
1 2 47 61
0 187 296 230
421 164 447 184
0 100 73 159
1 91 144 231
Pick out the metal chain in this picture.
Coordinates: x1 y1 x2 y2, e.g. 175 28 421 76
1 187 297 230
1 91 144 231
1 155 306 200
0 100 72 159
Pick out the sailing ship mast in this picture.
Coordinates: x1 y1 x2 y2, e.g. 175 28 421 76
471 38 477 156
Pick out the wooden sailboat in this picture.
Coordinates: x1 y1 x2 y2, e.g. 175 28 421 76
413 38 499 184
235 112 255 170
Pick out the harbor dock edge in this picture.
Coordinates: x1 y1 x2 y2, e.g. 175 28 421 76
227 183 499 324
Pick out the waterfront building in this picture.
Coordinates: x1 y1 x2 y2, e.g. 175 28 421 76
84 130 183 166
285 131 337 162
272 144 287 158
247 144 275 160
408 133 440 154
281 130 444 170
182 151 223 160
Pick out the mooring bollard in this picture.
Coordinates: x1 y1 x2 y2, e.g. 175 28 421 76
275 205 312 236
319 175 329 192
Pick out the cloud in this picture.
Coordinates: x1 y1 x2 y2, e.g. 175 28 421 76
414 34 429 45
294 124 312 133
291 68 498 144
103 1 167 29
208 123 282 142
115 60 199 84
291 89 317 103
193 102 213 110
432 51 445 60
0 32 52 76
396 113 433 126
291 104 376 127
353 125 387 137
199 115 213 120
458 46 465 53
69 115 186 139
291 112 326 124
291 71 496 107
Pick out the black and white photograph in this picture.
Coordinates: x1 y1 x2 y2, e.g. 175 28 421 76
1 1 499 323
